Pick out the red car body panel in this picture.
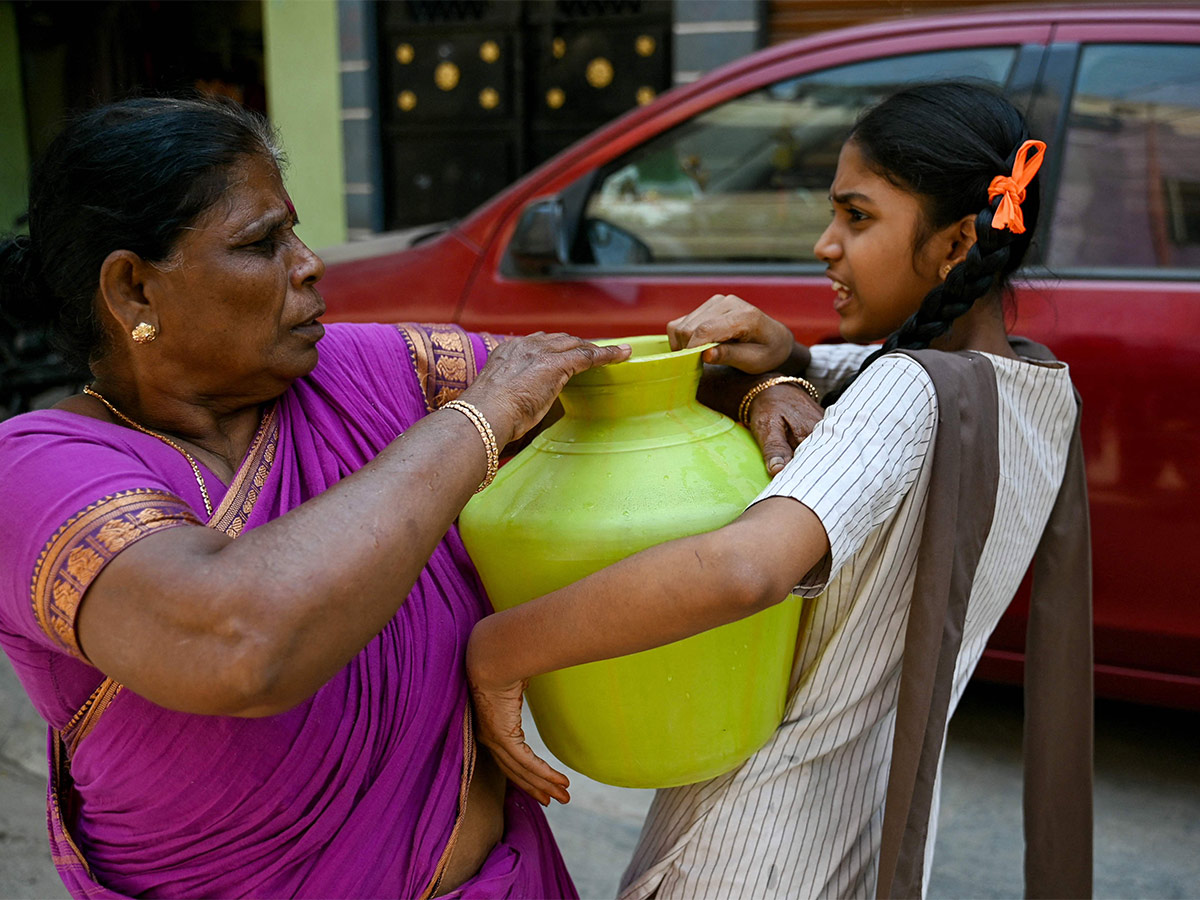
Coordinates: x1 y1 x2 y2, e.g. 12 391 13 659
318 6 1200 708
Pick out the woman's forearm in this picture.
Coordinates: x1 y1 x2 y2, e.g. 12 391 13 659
80 338 631 716
697 364 765 419
780 340 812 376
216 408 502 691
697 333 814 419
83 405 503 715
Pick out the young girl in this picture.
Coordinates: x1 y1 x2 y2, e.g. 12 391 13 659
466 82 1092 899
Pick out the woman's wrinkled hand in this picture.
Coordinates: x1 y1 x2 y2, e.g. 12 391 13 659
463 333 630 446
668 294 794 374
746 382 825 476
466 665 571 807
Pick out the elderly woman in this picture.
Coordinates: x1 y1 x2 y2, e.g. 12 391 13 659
0 97 629 898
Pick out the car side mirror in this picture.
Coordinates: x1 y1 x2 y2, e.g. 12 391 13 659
585 218 652 266
508 198 569 275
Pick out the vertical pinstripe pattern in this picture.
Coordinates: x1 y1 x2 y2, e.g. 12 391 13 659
619 351 1076 900
804 344 876 401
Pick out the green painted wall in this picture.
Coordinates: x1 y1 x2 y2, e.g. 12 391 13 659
0 1 30 234
263 0 347 250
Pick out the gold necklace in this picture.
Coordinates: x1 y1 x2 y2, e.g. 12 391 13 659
83 385 214 517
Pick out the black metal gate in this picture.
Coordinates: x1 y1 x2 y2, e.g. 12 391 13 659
378 0 672 230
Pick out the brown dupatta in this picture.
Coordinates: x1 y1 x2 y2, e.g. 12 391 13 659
876 342 1093 899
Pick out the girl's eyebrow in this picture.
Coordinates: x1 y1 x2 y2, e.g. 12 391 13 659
830 190 873 205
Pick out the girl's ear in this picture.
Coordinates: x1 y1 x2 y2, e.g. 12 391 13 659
944 214 978 268
97 249 157 336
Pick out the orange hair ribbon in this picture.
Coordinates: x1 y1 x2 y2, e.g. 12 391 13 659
987 139 1046 234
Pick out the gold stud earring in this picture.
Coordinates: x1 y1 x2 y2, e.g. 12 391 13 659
131 322 157 344
939 263 953 280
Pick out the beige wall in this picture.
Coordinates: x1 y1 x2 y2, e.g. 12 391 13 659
263 0 347 251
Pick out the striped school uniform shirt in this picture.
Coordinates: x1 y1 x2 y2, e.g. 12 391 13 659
619 344 1077 899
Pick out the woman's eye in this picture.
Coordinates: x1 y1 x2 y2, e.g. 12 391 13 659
248 234 280 254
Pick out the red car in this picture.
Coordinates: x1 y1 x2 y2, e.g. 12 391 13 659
319 5 1200 709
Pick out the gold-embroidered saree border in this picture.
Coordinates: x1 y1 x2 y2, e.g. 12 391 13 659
419 705 477 900
60 677 122 758
50 731 97 881
30 489 202 661
207 405 279 537
397 323 501 413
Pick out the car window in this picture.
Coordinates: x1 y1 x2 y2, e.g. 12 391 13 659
578 47 1018 267
1048 44 1200 273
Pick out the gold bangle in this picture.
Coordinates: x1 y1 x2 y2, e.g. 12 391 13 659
738 375 821 427
442 399 500 492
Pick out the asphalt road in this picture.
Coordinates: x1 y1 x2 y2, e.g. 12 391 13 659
533 681 1200 899
2 652 1197 899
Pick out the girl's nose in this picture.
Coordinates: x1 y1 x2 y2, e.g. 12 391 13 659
814 221 840 263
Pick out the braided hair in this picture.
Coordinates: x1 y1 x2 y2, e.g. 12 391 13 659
822 82 1041 406
0 96 281 371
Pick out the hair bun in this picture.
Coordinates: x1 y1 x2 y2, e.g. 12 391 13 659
0 234 51 327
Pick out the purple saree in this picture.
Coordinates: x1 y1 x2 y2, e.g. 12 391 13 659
0 323 576 899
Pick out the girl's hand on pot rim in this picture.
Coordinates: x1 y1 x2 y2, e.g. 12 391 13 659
668 294 794 374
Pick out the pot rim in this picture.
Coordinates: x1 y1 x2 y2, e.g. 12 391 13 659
568 335 717 386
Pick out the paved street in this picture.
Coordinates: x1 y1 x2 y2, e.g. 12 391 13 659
0 654 61 899
534 682 1200 899
2 652 1197 899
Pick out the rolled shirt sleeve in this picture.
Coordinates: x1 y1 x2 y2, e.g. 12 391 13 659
749 354 938 595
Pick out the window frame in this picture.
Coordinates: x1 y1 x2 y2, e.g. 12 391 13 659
525 41 1045 279
1036 27 1200 281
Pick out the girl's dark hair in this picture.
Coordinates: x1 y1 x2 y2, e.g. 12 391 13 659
824 81 1041 405
0 96 281 369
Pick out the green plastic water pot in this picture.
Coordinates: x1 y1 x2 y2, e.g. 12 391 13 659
459 335 802 788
